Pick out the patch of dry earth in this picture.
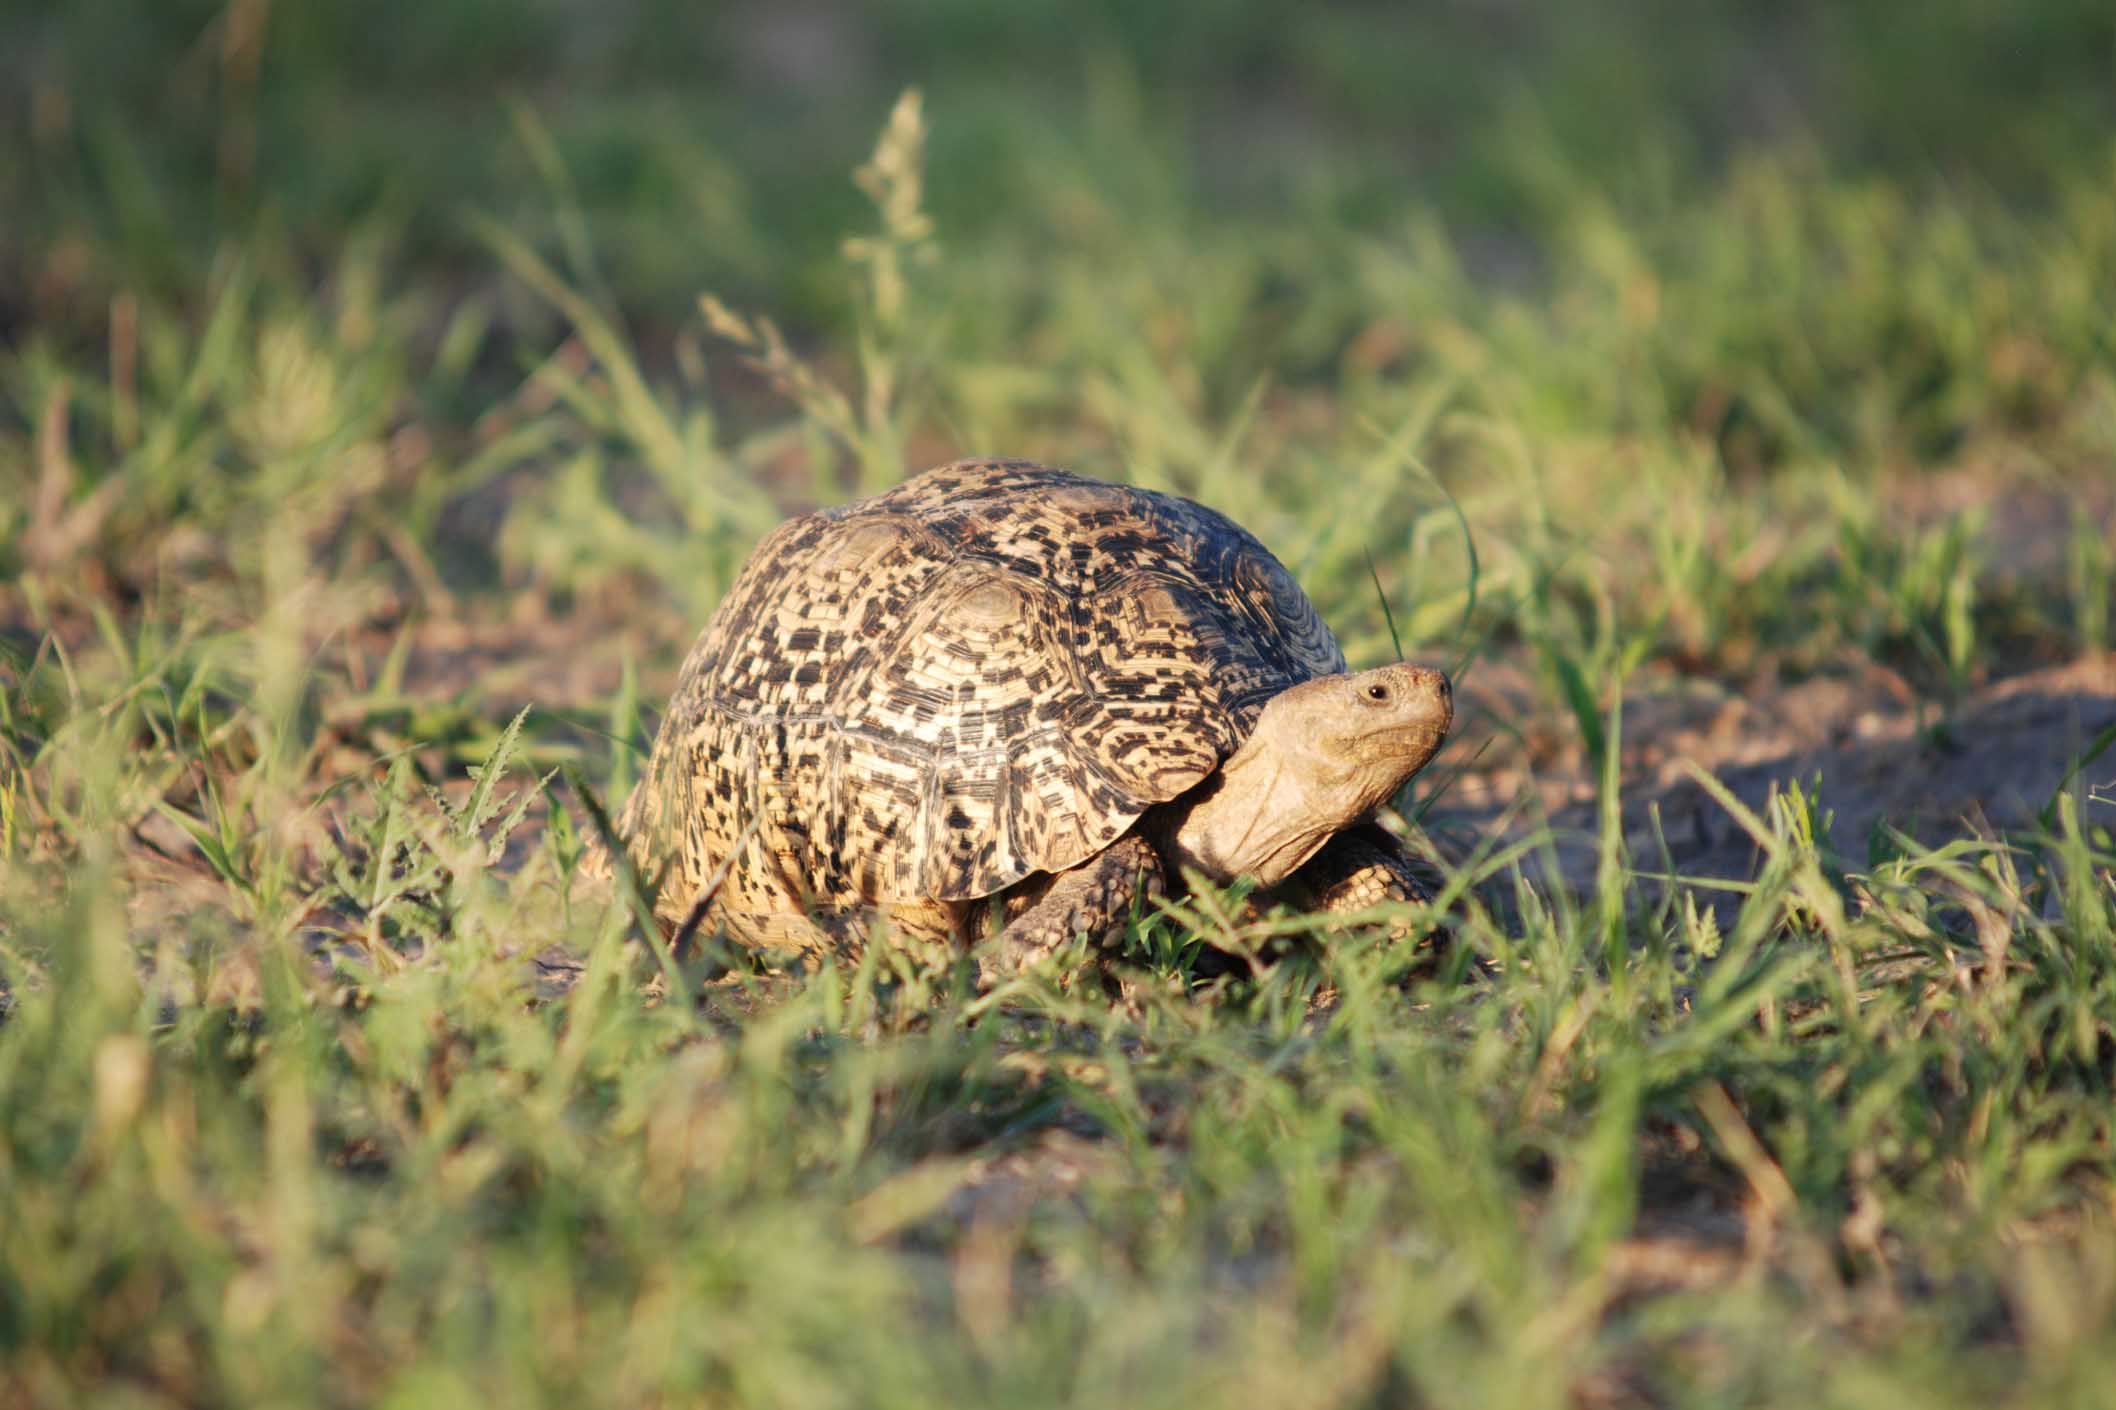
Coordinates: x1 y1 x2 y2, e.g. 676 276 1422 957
1439 653 2116 892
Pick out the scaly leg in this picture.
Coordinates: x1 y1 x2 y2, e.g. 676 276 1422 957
1281 822 1442 940
978 832 1164 987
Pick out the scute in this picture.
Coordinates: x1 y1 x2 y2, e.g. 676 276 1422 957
616 458 1352 917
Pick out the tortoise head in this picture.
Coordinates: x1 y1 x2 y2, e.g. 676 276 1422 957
1166 664 1453 886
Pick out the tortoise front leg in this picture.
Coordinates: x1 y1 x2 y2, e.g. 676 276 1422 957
978 832 1164 987
1281 821 1442 933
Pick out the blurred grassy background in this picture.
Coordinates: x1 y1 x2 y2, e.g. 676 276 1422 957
8 1 2114 388
7 0 2115 670
11 0 2116 326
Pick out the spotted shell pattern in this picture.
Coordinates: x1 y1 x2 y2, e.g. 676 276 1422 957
616 459 1347 918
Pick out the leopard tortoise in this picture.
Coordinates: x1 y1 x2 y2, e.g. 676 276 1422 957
599 458 1452 977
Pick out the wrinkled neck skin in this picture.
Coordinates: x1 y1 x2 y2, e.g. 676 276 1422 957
1162 748 1362 887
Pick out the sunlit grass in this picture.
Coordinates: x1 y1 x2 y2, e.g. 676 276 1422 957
5 12 2116 1406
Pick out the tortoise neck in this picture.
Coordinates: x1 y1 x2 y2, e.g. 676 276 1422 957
1163 726 1343 887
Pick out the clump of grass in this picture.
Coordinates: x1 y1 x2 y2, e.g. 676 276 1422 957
7 611 2115 1404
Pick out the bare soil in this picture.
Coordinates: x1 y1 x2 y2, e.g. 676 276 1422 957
1441 652 2116 894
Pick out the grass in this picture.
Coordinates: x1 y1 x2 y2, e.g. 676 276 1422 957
5 4 2116 1406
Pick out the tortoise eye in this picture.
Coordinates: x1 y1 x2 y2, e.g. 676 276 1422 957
1363 682 1391 704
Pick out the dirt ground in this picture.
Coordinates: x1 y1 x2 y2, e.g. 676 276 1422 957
1441 652 2116 896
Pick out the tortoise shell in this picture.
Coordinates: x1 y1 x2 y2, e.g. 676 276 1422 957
617 459 1347 913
